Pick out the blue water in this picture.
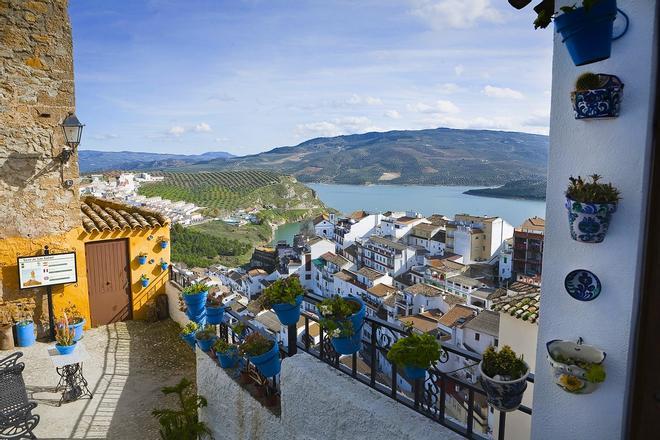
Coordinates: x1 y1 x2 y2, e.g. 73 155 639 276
307 183 546 228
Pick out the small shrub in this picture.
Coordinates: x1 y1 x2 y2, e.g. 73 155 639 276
213 339 237 353
180 322 198 336
260 276 304 308
566 174 620 203
239 332 274 357
152 378 210 440
232 322 247 336
481 345 528 380
195 325 216 341
387 333 441 369
318 296 361 338
182 283 208 296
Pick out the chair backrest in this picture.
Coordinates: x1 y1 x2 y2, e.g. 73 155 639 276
0 364 29 417
0 352 23 372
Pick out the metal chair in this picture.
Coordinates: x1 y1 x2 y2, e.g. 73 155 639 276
0 357 39 440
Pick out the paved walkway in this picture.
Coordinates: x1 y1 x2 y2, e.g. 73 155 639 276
3 319 195 440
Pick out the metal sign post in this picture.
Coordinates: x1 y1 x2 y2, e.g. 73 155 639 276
44 246 56 341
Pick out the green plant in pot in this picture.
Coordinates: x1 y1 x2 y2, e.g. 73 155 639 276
387 333 441 380
239 332 281 377
479 345 530 412
194 325 217 352
572 72 624 119
180 322 199 349
565 174 620 243
260 276 304 326
318 295 366 355
232 322 248 340
181 283 208 322
213 339 239 369
55 314 77 355
64 303 85 342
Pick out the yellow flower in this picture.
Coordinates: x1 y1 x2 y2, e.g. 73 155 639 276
559 374 584 392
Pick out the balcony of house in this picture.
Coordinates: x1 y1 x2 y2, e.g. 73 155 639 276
170 275 532 440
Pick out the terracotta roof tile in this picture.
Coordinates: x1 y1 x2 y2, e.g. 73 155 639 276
80 197 169 233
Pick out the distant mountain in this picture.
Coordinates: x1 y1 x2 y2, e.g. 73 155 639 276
78 150 234 173
177 128 549 186
463 179 547 200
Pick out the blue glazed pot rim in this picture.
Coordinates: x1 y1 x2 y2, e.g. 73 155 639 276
272 295 303 311
249 341 279 364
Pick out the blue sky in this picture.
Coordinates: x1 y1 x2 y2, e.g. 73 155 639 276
71 0 552 155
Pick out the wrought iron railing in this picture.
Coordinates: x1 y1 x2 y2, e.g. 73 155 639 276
170 268 533 440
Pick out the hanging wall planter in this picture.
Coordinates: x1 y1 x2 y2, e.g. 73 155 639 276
205 295 226 325
479 346 529 412
160 239 169 249
318 296 366 355
571 73 623 119
260 276 305 326
547 339 606 394
140 275 149 288
137 254 148 265
240 333 281 377
565 175 620 243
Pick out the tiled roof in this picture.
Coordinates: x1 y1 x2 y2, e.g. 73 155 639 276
399 311 442 334
313 213 330 225
491 290 541 324
462 310 500 336
405 283 444 297
321 252 350 268
368 235 409 251
80 197 169 233
396 216 419 224
437 305 476 328
518 216 545 231
343 244 358 259
367 283 396 298
349 210 369 220
442 292 466 306
247 268 268 277
410 223 440 239
447 275 484 288
427 258 466 274
254 310 281 333
427 214 449 226
334 270 356 282
357 266 385 281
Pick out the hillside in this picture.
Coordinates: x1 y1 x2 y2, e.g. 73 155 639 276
464 179 547 200
181 128 549 186
78 150 234 173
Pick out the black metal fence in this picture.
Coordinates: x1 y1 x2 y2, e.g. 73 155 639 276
170 267 533 440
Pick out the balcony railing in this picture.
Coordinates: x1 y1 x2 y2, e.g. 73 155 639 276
171 269 533 440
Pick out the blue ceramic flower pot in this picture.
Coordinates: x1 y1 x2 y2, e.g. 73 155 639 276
216 349 239 369
206 306 225 325
566 197 617 243
403 365 427 380
555 0 627 66
196 335 217 352
248 341 281 377
271 295 303 326
186 309 206 325
16 321 35 347
330 297 366 355
68 319 85 342
138 255 147 265
56 342 77 355
160 241 168 249
183 290 208 310
161 262 168 271
181 331 197 349
479 361 529 412
141 278 149 288
571 74 623 119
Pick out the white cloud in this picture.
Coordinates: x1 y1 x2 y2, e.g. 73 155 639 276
91 133 119 140
482 85 525 100
214 137 229 143
194 122 212 132
409 0 503 29
168 125 185 136
454 64 465 76
384 110 402 119
436 82 462 94
523 111 550 127
295 116 381 138
408 99 460 114
347 94 383 106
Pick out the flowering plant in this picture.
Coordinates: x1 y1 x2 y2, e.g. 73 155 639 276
259 276 304 308
182 283 208 296
55 314 75 346
206 294 225 308
64 303 84 324
318 296 361 338
181 322 199 336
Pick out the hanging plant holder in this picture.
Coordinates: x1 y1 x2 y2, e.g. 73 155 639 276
571 74 623 119
555 0 629 66
547 339 606 394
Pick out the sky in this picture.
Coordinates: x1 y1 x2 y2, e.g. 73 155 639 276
71 0 553 155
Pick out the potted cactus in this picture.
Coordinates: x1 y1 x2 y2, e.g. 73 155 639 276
479 345 529 412
318 295 366 355
205 294 226 325
565 174 620 243
137 253 148 265
213 339 239 369
387 333 441 380
547 340 606 394
260 276 304 326
55 315 77 355
140 274 149 288
195 325 217 352
239 333 281 377
64 303 85 342
533 0 629 66
180 322 199 349
571 72 623 119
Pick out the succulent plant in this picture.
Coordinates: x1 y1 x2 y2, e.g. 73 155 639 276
260 275 304 308
566 174 620 203
481 345 528 380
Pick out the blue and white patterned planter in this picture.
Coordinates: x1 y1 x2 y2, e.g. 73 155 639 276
565 197 617 243
478 361 529 412
571 74 623 119
547 340 606 394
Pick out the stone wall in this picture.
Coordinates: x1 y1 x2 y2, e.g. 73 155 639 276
197 350 465 440
0 0 81 239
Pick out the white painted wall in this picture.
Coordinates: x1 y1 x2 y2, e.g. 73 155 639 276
531 3 657 439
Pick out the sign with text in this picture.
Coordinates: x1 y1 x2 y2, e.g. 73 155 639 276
18 252 77 289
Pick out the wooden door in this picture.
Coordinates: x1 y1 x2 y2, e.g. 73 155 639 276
85 239 132 326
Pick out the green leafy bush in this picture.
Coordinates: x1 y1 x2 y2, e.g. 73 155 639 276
260 276 304 308
318 296 361 338
481 345 528 380
180 322 198 336
239 332 274 357
213 339 237 353
195 325 216 341
566 175 620 203
182 283 208 296
387 333 441 369
152 378 210 440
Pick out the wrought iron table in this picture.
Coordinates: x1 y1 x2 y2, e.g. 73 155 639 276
47 342 93 406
